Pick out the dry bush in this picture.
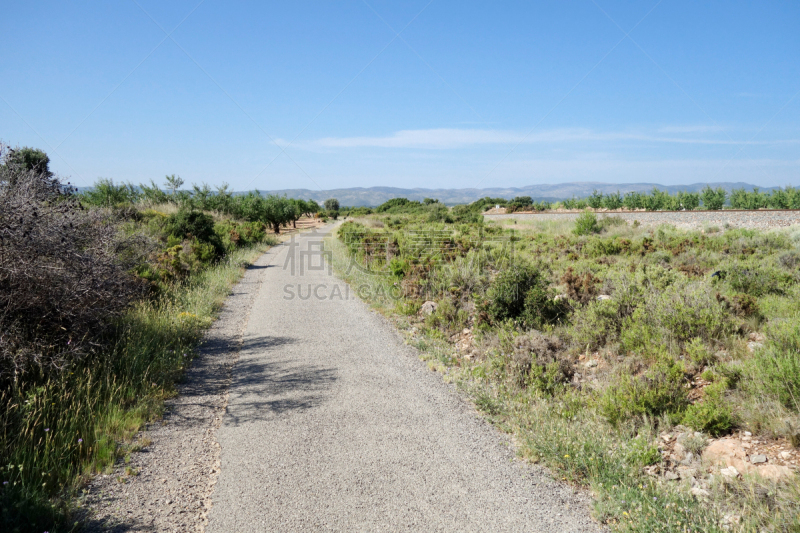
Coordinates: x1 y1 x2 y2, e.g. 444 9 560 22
0 162 146 386
560 267 599 304
511 332 572 392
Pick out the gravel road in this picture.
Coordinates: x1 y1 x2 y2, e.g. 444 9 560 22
205 227 601 532
486 210 800 230
81 245 276 532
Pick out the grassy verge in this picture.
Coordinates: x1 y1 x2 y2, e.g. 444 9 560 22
326 216 800 532
0 240 275 533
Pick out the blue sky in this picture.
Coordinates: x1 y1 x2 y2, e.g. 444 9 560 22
1 1 798 191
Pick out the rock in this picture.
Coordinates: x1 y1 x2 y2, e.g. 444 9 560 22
780 451 792 460
596 294 612 301
690 487 710 499
743 431 752 437
664 471 679 481
723 514 741 525
584 360 598 368
720 466 740 478
420 301 437 315
703 438 755 474
644 465 659 476
704 438 743 463
747 341 764 352
750 454 767 464
462 328 470 335
757 464 794 482
554 294 568 301
673 441 686 460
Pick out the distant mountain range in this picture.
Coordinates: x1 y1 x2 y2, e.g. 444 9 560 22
254 182 787 207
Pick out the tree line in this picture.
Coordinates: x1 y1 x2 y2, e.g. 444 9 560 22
80 175 342 232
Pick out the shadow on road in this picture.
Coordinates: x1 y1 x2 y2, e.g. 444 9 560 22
225 335 338 425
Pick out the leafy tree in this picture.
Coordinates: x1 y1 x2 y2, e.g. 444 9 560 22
603 191 623 210
239 193 295 233
588 190 604 209
165 174 184 195
324 198 340 211
2 146 52 176
677 191 700 210
139 179 170 204
306 199 321 215
623 191 645 210
286 199 304 228
701 186 726 210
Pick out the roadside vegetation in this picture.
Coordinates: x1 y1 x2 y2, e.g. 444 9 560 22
330 203 800 531
0 145 321 531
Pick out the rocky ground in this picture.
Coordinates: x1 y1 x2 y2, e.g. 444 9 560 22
485 210 800 230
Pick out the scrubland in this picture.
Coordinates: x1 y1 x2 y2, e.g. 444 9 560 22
331 203 800 532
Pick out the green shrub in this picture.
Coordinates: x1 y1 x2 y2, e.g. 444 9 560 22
598 359 689 426
573 211 600 236
568 299 621 351
214 220 267 251
684 337 716 370
623 434 662 466
426 297 469 334
620 280 731 353
482 262 562 329
583 236 622 258
744 320 800 410
725 264 791 296
164 210 224 260
682 380 734 436
522 282 568 330
778 251 800 270
389 258 409 278
483 263 539 323
80 178 138 207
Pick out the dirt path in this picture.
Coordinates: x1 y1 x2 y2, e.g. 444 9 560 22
205 228 602 532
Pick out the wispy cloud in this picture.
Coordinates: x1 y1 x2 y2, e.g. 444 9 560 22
657 124 725 134
292 127 800 150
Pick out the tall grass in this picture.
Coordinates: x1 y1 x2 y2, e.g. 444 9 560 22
0 241 275 532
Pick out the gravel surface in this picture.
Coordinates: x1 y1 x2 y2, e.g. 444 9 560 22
486 210 800 230
206 227 602 532
80 247 277 532
81 226 603 532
